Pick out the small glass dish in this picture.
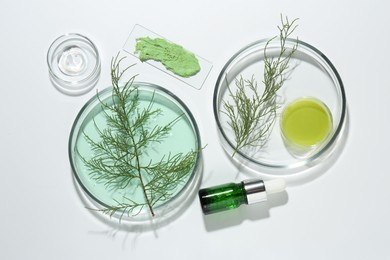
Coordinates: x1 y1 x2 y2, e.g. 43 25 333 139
280 97 333 158
69 82 202 226
213 39 347 181
47 33 101 95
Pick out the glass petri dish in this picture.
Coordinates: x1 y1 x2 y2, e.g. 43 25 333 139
213 38 347 180
47 33 101 95
69 82 202 225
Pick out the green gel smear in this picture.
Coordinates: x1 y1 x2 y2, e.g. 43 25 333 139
135 37 201 78
281 98 332 147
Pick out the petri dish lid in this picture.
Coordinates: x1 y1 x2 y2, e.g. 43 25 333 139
47 33 101 95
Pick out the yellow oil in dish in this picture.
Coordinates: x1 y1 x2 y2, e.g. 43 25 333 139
281 98 332 147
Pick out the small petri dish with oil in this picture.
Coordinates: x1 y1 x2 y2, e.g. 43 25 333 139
280 97 333 158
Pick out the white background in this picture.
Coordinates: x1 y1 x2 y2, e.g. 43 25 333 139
1 0 389 259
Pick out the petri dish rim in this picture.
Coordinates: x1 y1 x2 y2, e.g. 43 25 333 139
213 38 347 174
68 82 202 223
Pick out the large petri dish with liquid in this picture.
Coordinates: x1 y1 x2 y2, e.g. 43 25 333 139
213 38 347 182
69 82 202 226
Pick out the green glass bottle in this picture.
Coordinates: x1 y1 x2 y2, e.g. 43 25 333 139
198 179 286 215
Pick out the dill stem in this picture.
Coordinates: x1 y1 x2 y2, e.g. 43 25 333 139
111 55 155 217
129 130 155 217
222 16 298 156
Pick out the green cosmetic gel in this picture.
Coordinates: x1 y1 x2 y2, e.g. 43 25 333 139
281 98 332 147
135 37 201 78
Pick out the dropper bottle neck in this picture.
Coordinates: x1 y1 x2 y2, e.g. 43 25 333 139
242 179 267 205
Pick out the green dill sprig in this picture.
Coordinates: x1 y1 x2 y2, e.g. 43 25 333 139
79 54 198 219
222 15 299 156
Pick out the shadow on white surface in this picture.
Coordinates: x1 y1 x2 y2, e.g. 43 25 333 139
202 190 288 232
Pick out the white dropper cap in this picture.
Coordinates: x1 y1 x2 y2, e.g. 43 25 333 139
264 179 286 195
242 178 286 204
